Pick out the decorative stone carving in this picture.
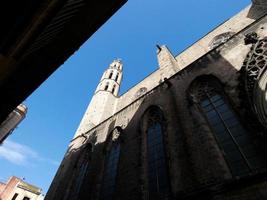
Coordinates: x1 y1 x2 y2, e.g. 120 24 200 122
244 32 259 45
241 35 267 130
147 107 164 127
112 127 122 141
188 77 222 103
209 32 235 49
135 87 147 98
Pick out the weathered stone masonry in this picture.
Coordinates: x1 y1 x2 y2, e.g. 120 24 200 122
45 2 267 200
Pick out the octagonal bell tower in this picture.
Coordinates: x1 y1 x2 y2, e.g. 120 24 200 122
73 59 123 138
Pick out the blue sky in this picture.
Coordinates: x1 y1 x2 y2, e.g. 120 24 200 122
0 0 250 194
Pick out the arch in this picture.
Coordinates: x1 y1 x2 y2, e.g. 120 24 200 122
104 82 109 91
68 142 92 200
241 36 267 130
142 106 170 199
115 73 119 82
112 85 116 94
188 75 267 177
109 71 113 79
103 126 123 151
100 126 122 200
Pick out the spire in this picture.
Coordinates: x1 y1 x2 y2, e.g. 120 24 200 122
156 45 180 71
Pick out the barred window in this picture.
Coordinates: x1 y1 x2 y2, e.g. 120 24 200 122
100 142 120 200
146 108 170 199
192 77 267 177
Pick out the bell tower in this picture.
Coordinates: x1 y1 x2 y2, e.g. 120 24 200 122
96 59 123 96
73 59 123 138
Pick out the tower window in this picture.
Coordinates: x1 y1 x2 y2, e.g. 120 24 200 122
115 74 119 82
146 108 170 199
109 71 113 79
112 85 116 94
100 142 120 200
104 83 109 91
11 193 18 200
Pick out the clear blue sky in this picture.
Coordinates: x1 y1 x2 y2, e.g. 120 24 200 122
0 0 250 194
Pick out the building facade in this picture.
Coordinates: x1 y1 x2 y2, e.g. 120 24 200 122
0 176 44 200
46 1 267 200
0 104 27 144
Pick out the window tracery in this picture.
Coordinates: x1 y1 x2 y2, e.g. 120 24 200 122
100 128 122 200
69 143 92 200
241 34 267 130
145 107 170 199
189 76 267 177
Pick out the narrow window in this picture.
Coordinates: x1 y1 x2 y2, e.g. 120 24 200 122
11 193 19 200
115 74 119 82
104 83 109 91
68 143 92 200
112 85 116 94
70 161 90 200
146 108 170 199
109 71 113 79
100 142 120 200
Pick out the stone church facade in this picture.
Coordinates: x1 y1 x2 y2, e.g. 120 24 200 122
45 1 267 200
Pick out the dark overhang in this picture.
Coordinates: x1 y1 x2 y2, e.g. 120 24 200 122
0 0 127 123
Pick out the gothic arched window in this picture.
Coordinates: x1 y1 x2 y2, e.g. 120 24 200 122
189 76 267 177
100 128 121 200
145 107 170 199
69 143 92 200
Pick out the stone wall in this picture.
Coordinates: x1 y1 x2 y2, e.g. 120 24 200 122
45 5 267 200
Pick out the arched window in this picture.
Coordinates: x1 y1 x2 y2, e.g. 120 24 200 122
111 85 116 94
104 83 109 91
100 128 121 200
115 73 119 82
145 107 170 199
71 161 89 200
69 143 92 200
189 76 267 177
109 71 113 79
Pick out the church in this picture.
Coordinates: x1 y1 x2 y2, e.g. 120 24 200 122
45 1 267 200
